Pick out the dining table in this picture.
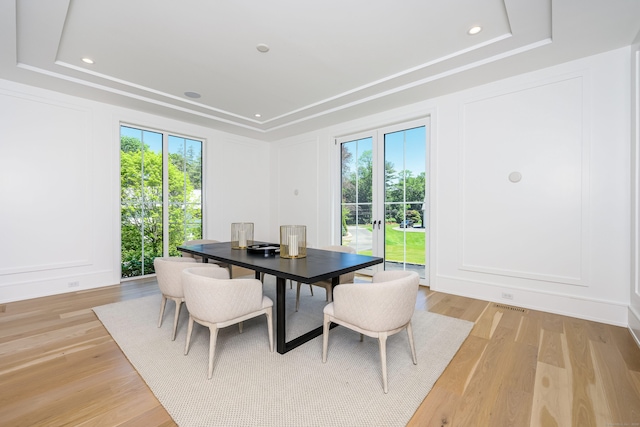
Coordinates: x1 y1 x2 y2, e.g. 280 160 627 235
177 241 383 354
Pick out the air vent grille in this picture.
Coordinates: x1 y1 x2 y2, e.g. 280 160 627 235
495 304 526 313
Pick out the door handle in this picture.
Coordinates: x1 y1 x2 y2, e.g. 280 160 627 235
378 221 381 230
372 220 378 229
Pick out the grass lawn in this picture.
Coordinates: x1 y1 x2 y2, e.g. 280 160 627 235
356 224 425 265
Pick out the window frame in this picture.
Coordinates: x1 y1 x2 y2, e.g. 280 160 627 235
119 123 205 280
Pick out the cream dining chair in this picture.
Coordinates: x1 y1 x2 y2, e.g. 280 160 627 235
154 257 221 341
322 270 420 393
295 245 356 312
182 266 274 379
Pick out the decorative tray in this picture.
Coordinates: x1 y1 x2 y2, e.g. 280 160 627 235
246 243 280 256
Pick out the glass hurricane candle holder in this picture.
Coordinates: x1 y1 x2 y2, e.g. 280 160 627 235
280 225 306 258
231 222 254 249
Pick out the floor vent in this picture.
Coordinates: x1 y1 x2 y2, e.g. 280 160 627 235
495 304 526 313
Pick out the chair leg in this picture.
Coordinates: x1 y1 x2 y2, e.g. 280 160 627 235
407 322 417 365
308 283 313 296
184 315 195 355
171 298 182 341
207 326 219 379
322 314 331 363
265 308 274 352
260 272 265 283
378 333 389 393
326 285 332 303
295 282 301 312
158 295 167 327
239 321 243 333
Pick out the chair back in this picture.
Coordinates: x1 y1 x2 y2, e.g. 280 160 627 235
334 270 419 332
154 257 218 298
182 267 264 323
321 245 357 284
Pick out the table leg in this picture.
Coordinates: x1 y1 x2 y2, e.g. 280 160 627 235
276 276 287 354
276 276 340 354
331 276 339 295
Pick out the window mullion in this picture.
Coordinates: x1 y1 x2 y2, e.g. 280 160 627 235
162 133 169 257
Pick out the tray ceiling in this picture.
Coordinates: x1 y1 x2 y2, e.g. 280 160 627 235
1 0 639 140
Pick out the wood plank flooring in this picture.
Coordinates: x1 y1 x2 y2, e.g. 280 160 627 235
408 290 640 427
1 273 639 426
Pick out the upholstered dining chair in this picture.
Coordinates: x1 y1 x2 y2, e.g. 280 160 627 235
182 267 274 379
295 245 356 312
322 270 420 393
181 239 232 276
154 257 221 341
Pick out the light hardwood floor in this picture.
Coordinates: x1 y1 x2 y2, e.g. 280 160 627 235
1 271 639 426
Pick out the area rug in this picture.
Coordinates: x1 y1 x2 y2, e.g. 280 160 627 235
93 277 473 427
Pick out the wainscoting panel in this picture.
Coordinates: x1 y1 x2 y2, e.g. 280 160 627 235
0 90 92 275
276 137 319 245
459 76 588 285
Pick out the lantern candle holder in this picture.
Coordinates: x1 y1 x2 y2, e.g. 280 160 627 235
280 225 306 259
231 222 254 249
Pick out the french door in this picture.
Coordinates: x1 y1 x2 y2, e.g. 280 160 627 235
337 118 429 282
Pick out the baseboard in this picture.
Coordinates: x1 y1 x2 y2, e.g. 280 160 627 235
0 270 117 303
629 305 640 348
432 275 628 327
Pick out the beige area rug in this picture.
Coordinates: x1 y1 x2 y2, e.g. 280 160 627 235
93 277 473 427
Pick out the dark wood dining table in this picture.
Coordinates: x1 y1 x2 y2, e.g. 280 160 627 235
177 241 383 354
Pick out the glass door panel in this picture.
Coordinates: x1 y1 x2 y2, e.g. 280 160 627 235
383 126 426 278
340 137 374 264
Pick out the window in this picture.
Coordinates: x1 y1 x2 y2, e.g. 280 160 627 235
120 125 203 278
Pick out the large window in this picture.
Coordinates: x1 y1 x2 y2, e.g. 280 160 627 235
120 125 203 278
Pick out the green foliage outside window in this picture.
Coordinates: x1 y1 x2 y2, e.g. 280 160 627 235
120 135 202 278
341 148 426 228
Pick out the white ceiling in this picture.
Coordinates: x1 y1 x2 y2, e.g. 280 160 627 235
1 0 639 141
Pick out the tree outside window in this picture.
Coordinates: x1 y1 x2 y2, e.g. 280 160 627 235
120 127 202 278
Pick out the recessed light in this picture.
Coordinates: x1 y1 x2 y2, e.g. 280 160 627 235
468 26 482 35
82 57 94 64
256 44 270 53
254 113 262 118
184 91 201 99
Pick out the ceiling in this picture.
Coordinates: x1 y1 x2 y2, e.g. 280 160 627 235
1 0 639 141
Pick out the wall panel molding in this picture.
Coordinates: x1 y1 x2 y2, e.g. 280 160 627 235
0 89 93 277
458 74 590 286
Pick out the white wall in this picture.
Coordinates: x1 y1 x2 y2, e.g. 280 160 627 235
1 46 633 328
630 30 640 343
0 79 270 303
270 136 323 246
271 47 632 326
